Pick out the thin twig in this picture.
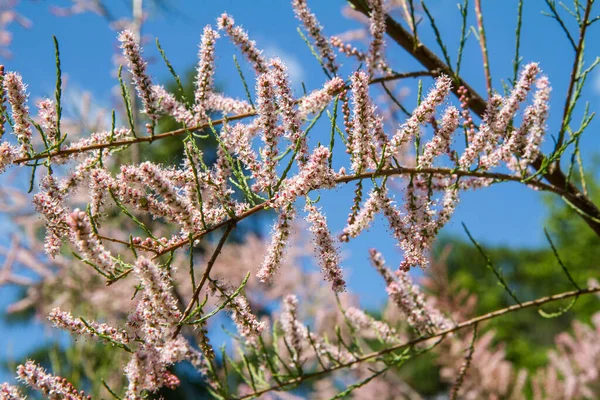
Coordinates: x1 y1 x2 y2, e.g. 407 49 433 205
474 0 492 97
172 222 235 339
556 0 594 150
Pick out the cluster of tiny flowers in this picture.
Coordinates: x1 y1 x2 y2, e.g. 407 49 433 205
258 205 296 283
254 71 281 192
297 76 345 120
461 63 544 170
366 0 386 76
389 75 453 158
305 202 346 292
48 307 131 345
36 98 59 145
152 85 200 127
340 188 381 242
280 294 304 363
206 92 254 115
4 72 32 154
0 141 18 174
217 13 267 74
0 383 24 400
118 30 159 123
512 76 551 170
279 294 356 366
120 162 200 234
195 26 220 119
419 106 460 168
0 66 6 141
272 146 337 208
370 249 450 335
133 257 182 324
270 58 308 163
349 71 376 172
345 306 400 344
330 36 366 62
210 279 266 343
291 0 337 75
124 256 203 397
16 360 90 400
66 208 117 276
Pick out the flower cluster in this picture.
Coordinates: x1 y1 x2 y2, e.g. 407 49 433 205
17 360 90 400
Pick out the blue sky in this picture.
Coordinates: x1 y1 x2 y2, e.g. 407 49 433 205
1 0 599 384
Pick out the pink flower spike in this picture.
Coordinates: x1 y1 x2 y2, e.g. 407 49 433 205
258 205 296 283
66 208 117 276
195 26 220 119
291 0 337 75
1 383 25 400
4 72 33 155
217 13 267 74
305 201 346 292
17 360 90 400
118 29 159 122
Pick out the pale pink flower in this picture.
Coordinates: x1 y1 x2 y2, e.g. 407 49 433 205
118 30 159 122
270 58 307 163
17 360 90 400
195 26 219 119
341 189 381 242
419 106 460 168
366 0 386 76
206 92 254 115
0 383 25 400
66 208 117 276
48 307 131 345
297 76 345 119
389 75 452 158
0 141 18 174
254 71 281 192
37 98 59 145
345 306 400 343
4 71 32 154
152 85 200 127
272 146 336 208
305 202 346 292
133 256 182 324
371 249 449 334
258 205 296 283
291 0 337 75
349 71 376 172
210 279 266 343
281 294 304 363
217 13 266 74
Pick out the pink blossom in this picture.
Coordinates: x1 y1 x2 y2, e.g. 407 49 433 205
195 26 219 119
419 106 460 168
270 58 307 163
297 76 345 119
366 0 386 76
152 85 200 127
272 146 336 208
4 72 32 154
210 279 266 343
48 307 131 345
305 202 345 292
66 209 117 276
254 71 281 192
258 205 296 283
0 383 25 400
389 75 452 159
118 30 159 122
217 13 266 74
17 360 90 400
37 98 58 145
291 0 337 75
